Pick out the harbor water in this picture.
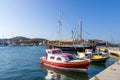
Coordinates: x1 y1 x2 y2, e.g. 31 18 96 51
0 46 119 80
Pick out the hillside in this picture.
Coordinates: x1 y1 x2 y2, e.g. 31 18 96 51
0 36 48 46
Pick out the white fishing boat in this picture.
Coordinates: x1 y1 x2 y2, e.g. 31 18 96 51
40 48 91 71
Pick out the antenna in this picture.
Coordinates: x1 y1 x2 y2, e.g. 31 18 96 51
2 34 4 39
11 34 14 38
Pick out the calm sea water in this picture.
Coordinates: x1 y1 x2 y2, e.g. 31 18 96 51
0 46 118 80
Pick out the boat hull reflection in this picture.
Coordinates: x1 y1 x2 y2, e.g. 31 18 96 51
90 62 106 68
41 63 89 80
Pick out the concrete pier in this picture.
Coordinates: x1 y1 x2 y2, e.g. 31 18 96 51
89 60 120 80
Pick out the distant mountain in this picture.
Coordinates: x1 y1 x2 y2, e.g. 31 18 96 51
10 36 30 41
9 36 48 41
0 36 48 46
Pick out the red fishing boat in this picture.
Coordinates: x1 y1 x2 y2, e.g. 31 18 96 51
40 48 91 71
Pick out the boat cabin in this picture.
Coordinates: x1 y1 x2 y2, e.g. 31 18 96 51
47 53 76 63
85 49 93 54
85 49 101 54
46 48 63 54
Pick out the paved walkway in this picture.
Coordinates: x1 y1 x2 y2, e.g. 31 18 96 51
89 60 120 80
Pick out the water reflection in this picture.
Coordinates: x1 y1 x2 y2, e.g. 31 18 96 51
88 61 107 78
105 57 119 67
41 64 89 80
90 62 106 68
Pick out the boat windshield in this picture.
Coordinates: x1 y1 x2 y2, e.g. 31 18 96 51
52 50 63 54
67 55 76 61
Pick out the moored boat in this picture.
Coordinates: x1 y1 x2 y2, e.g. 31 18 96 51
77 48 109 62
40 48 91 72
90 54 108 62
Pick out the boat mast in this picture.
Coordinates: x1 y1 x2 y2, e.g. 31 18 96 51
77 22 79 45
80 20 82 40
58 11 61 46
78 20 82 44
72 25 77 45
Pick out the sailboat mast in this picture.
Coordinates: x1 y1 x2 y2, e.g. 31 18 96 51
78 20 82 44
80 20 82 40
58 11 61 46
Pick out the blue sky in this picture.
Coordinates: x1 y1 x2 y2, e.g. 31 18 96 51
0 0 120 43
